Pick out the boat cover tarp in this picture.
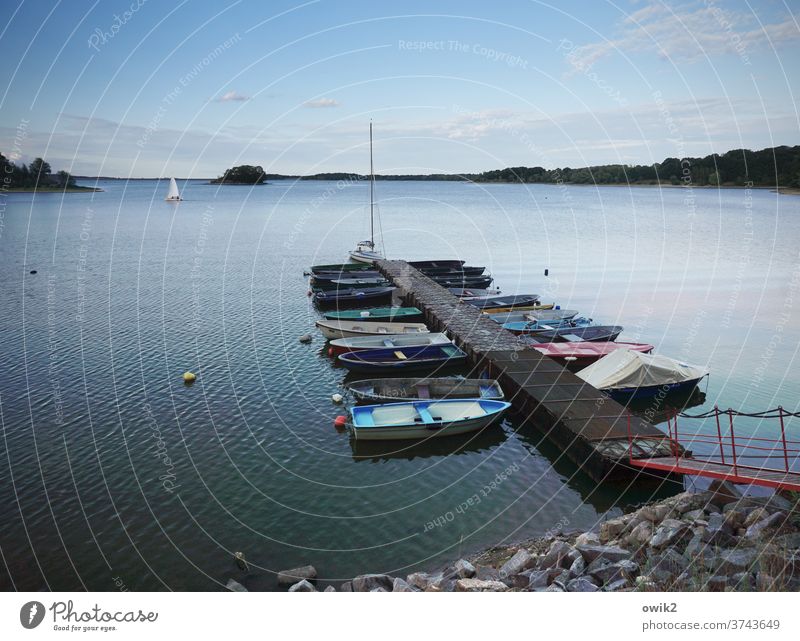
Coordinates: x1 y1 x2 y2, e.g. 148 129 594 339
576 349 708 390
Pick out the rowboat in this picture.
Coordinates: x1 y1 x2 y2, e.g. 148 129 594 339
525 325 623 343
487 308 579 324
479 303 554 314
431 276 494 289
313 286 395 308
576 349 709 401
347 377 505 403
337 344 467 372
315 320 429 340
328 332 452 357
448 288 501 298
408 260 465 269
310 263 376 275
531 341 654 367
349 399 511 440
503 318 590 335
465 294 540 310
311 270 382 283
311 277 390 291
419 266 486 276
323 306 423 322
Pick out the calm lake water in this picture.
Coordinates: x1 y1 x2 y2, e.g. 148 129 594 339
1 178 798 591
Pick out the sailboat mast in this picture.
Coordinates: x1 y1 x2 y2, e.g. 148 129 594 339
369 121 374 246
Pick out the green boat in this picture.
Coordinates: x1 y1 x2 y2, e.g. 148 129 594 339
323 306 424 322
310 263 376 275
311 277 391 291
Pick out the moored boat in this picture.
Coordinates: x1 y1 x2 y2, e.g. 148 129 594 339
328 332 451 357
310 263 376 275
337 344 467 372
347 377 504 403
419 265 486 276
576 349 709 401
530 341 654 367
311 277 390 291
430 275 494 289
315 320 429 340
502 317 590 336
311 270 382 284
313 286 395 308
487 308 579 324
448 288 501 298
349 123 384 263
478 303 555 314
407 260 465 269
524 325 623 343
323 306 423 322
348 399 510 440
465 294 540 310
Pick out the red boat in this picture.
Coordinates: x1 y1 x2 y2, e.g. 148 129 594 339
530 341 654 368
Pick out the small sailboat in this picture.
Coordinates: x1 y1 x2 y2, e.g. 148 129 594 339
349 123 384 264
164 177 182 201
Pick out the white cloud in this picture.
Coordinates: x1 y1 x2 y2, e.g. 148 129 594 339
565 1 800 71
304 98 339 108
214 91 250 102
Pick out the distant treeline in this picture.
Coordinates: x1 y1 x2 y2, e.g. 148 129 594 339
472 146 800 187
262 145 800 187
1 152 84 190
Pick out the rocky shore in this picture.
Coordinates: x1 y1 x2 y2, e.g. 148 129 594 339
244 483 799 593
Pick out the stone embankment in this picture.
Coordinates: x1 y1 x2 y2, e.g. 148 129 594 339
232 485 799 593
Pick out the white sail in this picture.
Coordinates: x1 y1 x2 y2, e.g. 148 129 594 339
165 177 181 201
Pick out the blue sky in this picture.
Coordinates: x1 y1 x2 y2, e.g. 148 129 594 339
1 0 798 177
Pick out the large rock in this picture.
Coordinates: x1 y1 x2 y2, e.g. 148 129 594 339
587 559 638 585
324 585 336 592
406 572 437 590
576 544 632 564
518 569 550 590
455 578 507 592
473 565 502 582
744 507 770 528
539 540 575 569
702 512 735 546
499 548 536 578
352 574 394 592
650 549 689 577
454 559 476 579
568 554 585 579
626 521 653 548
575 532 600 547
392 577 415 592
745 512 786 540
600 517 628 543
277 565 317 585
226 579 247 592
288 579 317 592
708 479 743 506
566 576 599 592
649 518 691 549
340 581 352 592
638 503 671 524
714 548 758 575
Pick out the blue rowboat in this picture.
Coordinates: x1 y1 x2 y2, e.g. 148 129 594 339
337 344 467 372
349 398 511 440
503 317 592 335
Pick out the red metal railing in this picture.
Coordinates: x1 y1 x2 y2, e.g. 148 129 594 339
626 406 800 489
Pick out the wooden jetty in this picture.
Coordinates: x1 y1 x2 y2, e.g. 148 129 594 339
375 259 674 482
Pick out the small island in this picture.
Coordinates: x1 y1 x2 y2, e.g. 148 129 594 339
1 153 101 192
209 164 267 185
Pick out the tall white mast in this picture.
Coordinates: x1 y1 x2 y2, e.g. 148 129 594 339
369 121 374 247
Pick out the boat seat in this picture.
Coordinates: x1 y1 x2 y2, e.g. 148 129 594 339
416 406 435 424
561 334 583 342
382 339 396 347
427 401 484 421
370 405 420 426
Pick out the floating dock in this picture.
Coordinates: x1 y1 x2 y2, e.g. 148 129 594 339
375 260 674 483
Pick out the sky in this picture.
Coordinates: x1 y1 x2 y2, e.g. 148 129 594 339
0 0 798 177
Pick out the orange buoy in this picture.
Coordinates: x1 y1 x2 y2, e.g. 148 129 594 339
334 415 347 430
